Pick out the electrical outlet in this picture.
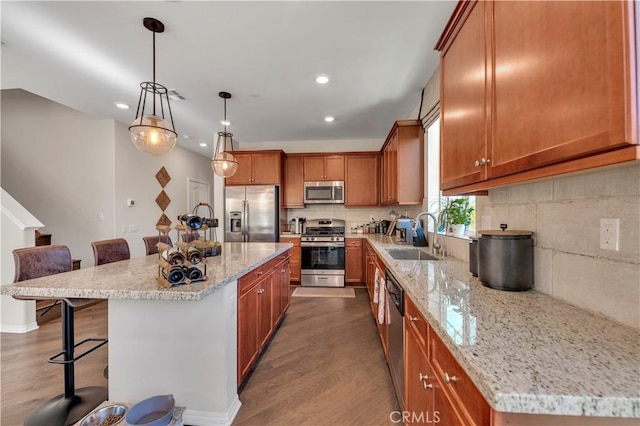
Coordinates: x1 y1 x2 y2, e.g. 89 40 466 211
600 218 619 251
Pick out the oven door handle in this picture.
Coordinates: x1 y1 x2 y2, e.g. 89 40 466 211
301 242 345 248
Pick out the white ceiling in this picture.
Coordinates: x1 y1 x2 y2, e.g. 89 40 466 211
1 1 456 155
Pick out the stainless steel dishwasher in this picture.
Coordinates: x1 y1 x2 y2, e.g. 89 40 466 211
386 270 404 410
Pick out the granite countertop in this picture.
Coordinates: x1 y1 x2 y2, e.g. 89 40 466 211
364 235 640 418
1 242 292 302
280 233 302 238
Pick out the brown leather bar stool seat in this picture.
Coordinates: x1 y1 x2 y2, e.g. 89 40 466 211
142 235 173 255
91 238 130 265
13 245 108 426
90 238 130 381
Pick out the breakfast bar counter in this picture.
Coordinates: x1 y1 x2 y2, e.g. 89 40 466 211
1 242 292 426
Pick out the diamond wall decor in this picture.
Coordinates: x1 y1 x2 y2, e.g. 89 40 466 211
155 166 171 188
155 190 171 212
156 213 172 227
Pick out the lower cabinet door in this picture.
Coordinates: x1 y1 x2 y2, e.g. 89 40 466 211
281 260 291 313
433 374 466 426
238 287 259 385
258 277 273 349
405 320 435 424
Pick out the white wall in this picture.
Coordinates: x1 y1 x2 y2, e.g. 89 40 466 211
113 122 215 258
476 164 640 329
1 89 216 265
1 89 116 267
236 138 382 153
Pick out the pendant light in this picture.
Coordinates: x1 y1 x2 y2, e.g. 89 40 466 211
211 91 238 177
129 17 177 155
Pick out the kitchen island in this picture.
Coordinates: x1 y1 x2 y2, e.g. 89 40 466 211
1 242 292 426
363 234 639 423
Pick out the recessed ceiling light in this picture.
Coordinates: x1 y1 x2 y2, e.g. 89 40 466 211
324 116 335 122
183 134 191 139
199 143 208 147
114 102 129 109
315 75 330 84
220 120 231 126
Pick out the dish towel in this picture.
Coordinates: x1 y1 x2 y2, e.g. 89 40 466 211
374 268 382 303
376 270 386 325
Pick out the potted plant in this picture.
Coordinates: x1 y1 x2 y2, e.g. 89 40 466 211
442 198 474 237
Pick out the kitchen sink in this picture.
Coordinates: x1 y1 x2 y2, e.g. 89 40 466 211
385 248 440 261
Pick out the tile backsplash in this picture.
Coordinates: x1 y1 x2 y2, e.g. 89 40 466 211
286 205 423 233
476 163 640 329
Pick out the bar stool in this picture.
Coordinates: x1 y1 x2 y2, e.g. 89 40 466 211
91 238 130 266
13 245 108 426
142 235 173 255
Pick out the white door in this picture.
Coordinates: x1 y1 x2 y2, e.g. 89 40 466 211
187 178 210 214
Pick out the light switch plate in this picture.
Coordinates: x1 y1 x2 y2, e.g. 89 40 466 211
600 218 619 251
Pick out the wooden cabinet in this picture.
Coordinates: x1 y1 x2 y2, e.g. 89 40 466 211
303 155 345 181
280 237 301 282
438 0 488 190
225 150 282 186
364 241 388 359
437 0 638 194
405 311 436 424
283 155 304 208
380 121 424 205
237 251 291 386
345 238 364 284
404 294 490 425
345 154 379 207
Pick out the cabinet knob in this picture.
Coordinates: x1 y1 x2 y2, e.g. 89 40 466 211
257 271 263 276
474 160 481 167
418 373 429 381
422 381 433 390
444 372 458 384
409 316 419 322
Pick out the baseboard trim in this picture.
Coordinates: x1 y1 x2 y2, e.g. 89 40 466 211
0 321 39 333
182 396 242 426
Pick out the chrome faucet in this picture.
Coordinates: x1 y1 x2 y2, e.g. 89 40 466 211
413 211 440 255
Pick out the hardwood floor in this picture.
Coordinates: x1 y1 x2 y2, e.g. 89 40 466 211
234 288 399 426
1 302 109 426
1 289 398 426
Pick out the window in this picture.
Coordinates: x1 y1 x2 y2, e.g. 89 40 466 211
425 117 475 236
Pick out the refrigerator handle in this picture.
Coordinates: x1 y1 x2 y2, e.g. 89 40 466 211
242 200 248 242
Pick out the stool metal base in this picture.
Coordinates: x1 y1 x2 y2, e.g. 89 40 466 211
24 386 107 426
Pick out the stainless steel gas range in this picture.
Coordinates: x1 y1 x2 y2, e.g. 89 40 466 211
300 219 345 288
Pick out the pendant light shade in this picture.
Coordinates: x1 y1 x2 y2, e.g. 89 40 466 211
211 92 238 177
129 18 177 156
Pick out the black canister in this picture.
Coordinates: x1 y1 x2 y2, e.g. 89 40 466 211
478 230 533 291
469 237 479 277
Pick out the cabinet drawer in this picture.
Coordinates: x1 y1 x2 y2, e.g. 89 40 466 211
405 296 428 351
346 238 363 247
239 261 273 295
431 331 490 425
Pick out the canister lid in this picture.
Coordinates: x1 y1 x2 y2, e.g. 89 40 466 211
479 230 533 238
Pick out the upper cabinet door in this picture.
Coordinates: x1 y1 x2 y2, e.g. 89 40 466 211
284 155 304 208
251 152 281 185
439 1 488 190
303 156 325 180
303 155 345 181
226 153 253 186
324 155 345 181
345 154 379 207
489 0 637 178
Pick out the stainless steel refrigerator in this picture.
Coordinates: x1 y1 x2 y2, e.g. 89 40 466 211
224 185 280 242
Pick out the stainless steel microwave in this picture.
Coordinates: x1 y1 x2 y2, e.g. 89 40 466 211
303 181 344 204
